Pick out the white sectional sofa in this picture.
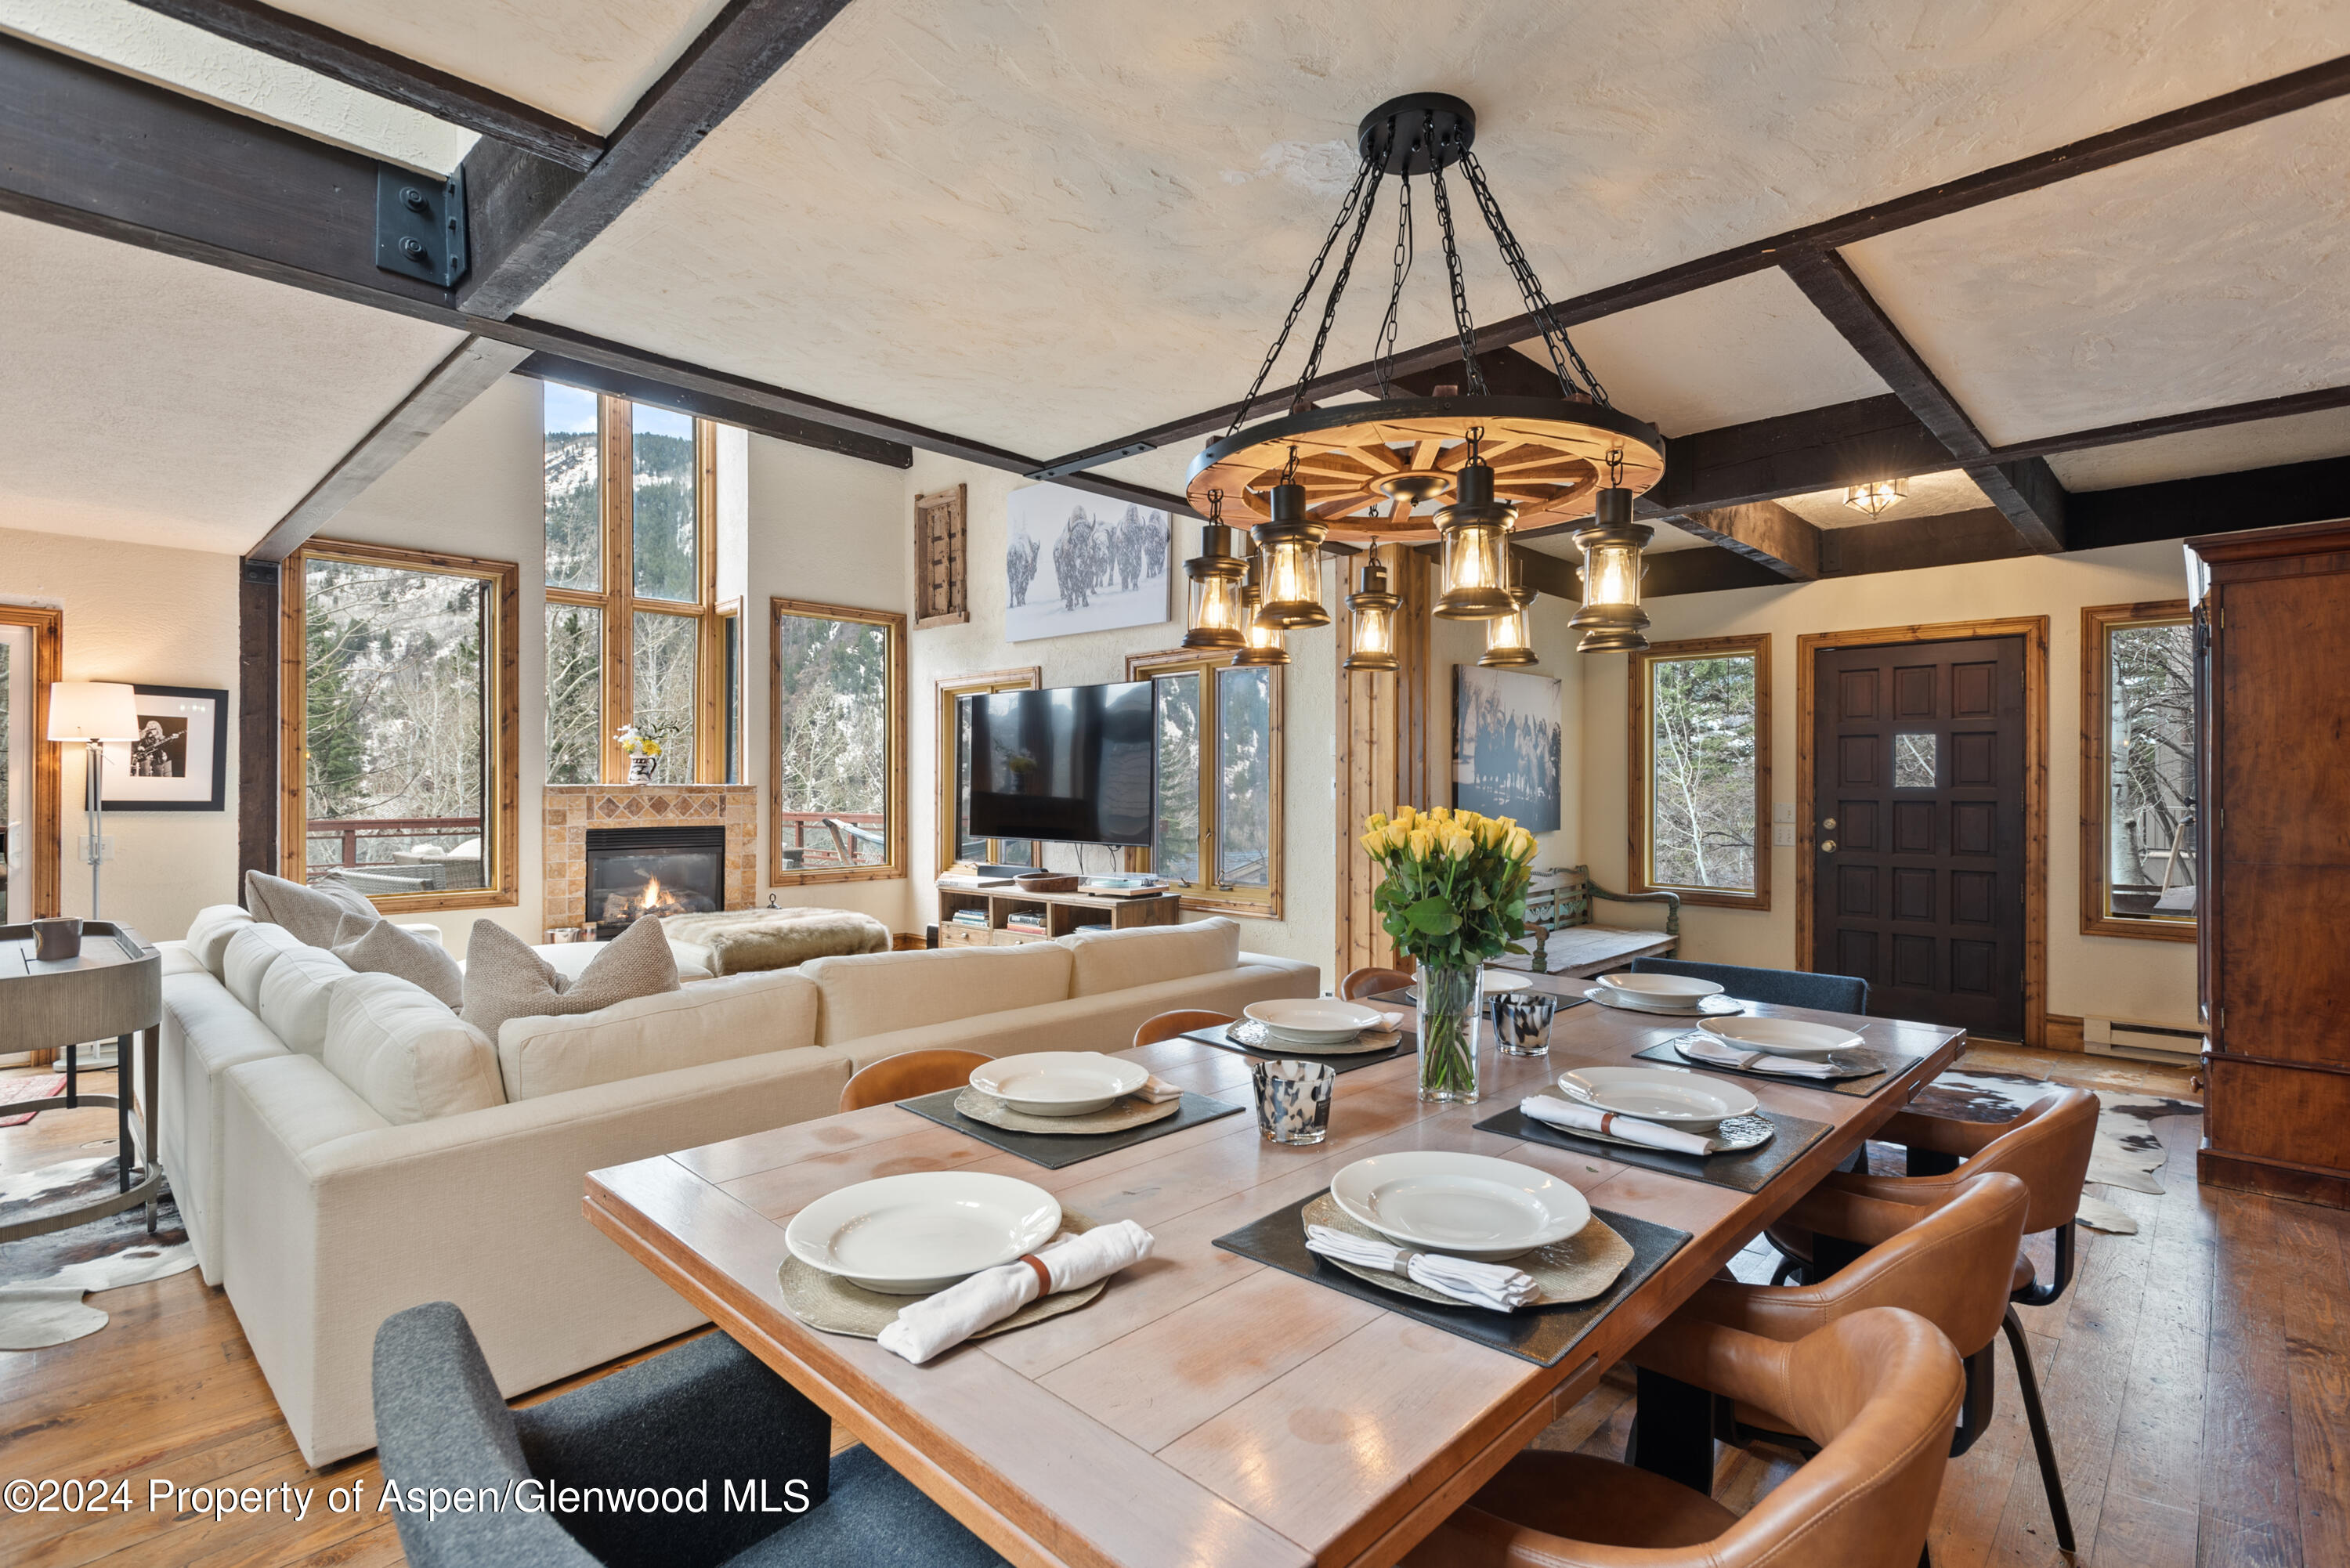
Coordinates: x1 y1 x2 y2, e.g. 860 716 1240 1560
156 908 1315 1464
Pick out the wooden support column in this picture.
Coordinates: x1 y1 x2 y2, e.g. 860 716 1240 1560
1333 545 1431 978
236 557 279 898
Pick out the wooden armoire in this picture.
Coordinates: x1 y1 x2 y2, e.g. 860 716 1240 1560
2189 518 2350 1209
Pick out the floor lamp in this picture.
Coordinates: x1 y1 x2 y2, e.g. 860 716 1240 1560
48 682 139 919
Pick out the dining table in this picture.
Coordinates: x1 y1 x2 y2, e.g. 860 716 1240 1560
584 995 1965 1568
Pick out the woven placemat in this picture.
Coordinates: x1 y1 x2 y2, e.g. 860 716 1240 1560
1181 1022 1412 1075
1474 1093 1832 1194
1300 1192 1633 1307
1214 1191 1688 1367
1631 1038 1920 1099
951 1087 1183 1136
779 1212 1107 1339
898 1086 1243 1169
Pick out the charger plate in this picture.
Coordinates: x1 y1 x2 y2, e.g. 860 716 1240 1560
1300 1193 1632 1309
778 1212 1107 1339
952 1087 1181 1136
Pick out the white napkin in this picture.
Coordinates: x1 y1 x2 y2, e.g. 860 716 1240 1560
1520 1093 1718 1155
1372 1011 1405 1033
1138 1074 1184 1104
1672 1035 1846 1078
876 1219 1155 1364
1303 1224 1538 1312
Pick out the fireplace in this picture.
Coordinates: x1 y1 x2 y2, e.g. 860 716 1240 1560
584 825 725 939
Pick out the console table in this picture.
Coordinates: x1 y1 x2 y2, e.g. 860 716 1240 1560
935 880 1184 946
0 921 164 1241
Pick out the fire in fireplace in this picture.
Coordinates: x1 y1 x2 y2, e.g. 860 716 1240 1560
584 825 725 939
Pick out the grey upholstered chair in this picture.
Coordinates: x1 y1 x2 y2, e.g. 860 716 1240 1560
1627 956 1868 1015
373 1302 1006 1568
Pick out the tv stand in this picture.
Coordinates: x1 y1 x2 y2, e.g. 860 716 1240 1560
935 879 1184 946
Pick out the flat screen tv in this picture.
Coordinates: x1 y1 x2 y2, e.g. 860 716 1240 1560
966 681 1155 847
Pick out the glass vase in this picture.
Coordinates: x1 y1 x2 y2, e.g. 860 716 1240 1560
1415 964 1483 1104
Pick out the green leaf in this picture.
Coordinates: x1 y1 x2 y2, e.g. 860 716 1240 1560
1405 897 1460 935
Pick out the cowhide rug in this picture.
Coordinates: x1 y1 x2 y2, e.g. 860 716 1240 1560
0 1157 193 1349
1900 1068 2203 1235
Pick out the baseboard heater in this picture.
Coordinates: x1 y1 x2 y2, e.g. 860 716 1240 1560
2082 1017 2204 1065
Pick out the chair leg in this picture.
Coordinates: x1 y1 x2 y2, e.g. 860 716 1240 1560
1770 1255 1801 1287
1626 1367 1716 1497
2001 1306 2076 1555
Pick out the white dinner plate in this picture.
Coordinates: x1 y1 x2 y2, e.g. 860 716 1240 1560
1329 1151 1590 1261
1596 972 1725 1006
1582 985 1745 1017
1698 1017 1866 1058
968 1051 1150 1116
1556 1065 1759 1131
1245 998 1388 1045
785 1172 1061 1295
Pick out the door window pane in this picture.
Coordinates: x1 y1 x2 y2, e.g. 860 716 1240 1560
632 404 698 602
1647 653 1758 891
774 612 890 867
2106 621 2196 920
546 603 602 784
1215 666 1271 888
544 383 600 591
1893 732 1937 789
1153 673 1201 884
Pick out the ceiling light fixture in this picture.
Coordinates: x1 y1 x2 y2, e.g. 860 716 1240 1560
1230 551 1289 667
1180 489 1248 649
1251 461 1332 629
1432 428 1517 620
1478 554 1539 667
1567 456 1653 653
1342 549 1403 673
1845 478 1907 518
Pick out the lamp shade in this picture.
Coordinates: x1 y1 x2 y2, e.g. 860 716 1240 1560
48 681 139 741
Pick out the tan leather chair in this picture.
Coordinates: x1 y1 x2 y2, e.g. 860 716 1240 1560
837 1049 993 1113
1340 966 1413 1001
1405 1308 1964 1568
1133 1009 1231 1049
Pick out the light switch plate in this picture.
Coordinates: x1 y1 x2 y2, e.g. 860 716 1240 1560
1772 824 1796 847
1772 803 1795 824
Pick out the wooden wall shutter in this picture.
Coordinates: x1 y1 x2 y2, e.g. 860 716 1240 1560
915 485 969 627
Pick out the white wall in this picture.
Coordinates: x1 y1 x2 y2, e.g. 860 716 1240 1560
1566 538 2200 1031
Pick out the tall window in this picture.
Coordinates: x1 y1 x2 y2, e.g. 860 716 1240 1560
1127 649 1282 917
772 598 906 883
2082 602 2196 940
280 541 519 911
542 385 730 784
938 667 1039 872
1630 635 1770 909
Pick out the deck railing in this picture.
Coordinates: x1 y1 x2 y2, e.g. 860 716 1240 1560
774 811 885 869
306 815 485 891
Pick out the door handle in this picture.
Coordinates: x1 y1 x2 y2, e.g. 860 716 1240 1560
1819 840 1837 854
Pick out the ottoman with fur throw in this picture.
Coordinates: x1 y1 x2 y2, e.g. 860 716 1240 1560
660 907 892 976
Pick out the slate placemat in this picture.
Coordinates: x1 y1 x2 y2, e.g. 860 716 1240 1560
1630 1038 1923 1100
1473 1098 1834 1194
1367 985 1593 1011
898 1087 1242 1169
1181 1023 1414 1075
1212 1190 1690 1367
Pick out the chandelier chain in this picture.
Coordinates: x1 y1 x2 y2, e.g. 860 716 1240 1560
1459 150 1608 406
1289 161 1387 414
1222 157 1375 437
1372 169 1415 398
1426 150 1487 395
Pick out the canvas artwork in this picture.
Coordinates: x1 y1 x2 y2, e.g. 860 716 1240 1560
1003 482 1170 642
1452 665 1562 833
102 685 226 811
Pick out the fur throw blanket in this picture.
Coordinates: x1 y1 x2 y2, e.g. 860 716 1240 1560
660 908 892 975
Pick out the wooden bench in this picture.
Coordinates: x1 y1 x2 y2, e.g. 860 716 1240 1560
1491 865 1680 979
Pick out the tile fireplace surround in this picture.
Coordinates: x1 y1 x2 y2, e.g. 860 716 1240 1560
543 783 758 933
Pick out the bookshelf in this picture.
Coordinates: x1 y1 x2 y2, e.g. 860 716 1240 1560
935 881 1184 946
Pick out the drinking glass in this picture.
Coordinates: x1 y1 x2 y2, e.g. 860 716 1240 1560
1250 1057 1335 1145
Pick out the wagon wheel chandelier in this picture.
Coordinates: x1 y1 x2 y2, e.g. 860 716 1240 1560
1181 92 1667 659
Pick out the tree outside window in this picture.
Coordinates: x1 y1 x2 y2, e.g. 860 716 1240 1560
772 599 906 883
1632 636 1771 910
1128 649 1282 917
2083 604 2196 938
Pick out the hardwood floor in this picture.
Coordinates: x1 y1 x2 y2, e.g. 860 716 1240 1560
2 1045 2337 1568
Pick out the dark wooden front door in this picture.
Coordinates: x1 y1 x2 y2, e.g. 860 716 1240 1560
1811 636 2026 1035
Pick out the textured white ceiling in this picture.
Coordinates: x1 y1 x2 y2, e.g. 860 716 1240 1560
522 0 2350 467
1778 468 1991 527
1846 95 2350 446
2050 403 2350 490
0 215 465 553
261 0 728 134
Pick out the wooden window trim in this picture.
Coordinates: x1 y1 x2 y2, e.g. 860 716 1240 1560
770 595 907 886
0 603 64 918
1126 647 1285 920
280 539 520 913
2080 601 2197 943
1629 634 1773 912
935 665 1041 874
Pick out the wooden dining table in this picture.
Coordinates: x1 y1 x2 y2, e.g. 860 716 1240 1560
584 998 1965 1568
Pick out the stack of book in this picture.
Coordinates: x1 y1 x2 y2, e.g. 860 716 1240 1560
949 909 990 930
1005 912 1049 935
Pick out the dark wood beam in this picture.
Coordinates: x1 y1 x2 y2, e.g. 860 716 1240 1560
515 352 911 468
121 0 604 170
237 557 279 891
457 0 855 316
1647 548 1790 598
2068 453 2350 550
1644 396 1948 511
1657 500 1820 580
1814 507 2034 576
1987 381 2350 462
1509 545 1580 602
1392 349 1578 402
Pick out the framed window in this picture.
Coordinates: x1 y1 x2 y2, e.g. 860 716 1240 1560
541 384 727 784
772 597 906 883
0 604 63 920
2081 602 2196 941
1126 649 1283 918
280 540 519 912
1629 634 1770 910
937 666 1040 873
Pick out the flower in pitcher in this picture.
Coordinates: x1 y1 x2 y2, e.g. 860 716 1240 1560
1357 805 1538 971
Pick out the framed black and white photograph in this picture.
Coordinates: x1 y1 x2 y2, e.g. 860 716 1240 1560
1004 482 1170 642
1452 665 1561 833
102 685 226 811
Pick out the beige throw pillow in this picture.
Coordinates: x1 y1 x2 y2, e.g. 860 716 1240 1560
244 869 376 948
331 912 465 1009
461 917 680 1039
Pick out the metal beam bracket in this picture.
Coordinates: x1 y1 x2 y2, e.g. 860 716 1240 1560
375 165 467 287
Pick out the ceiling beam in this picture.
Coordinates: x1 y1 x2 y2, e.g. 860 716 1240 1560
1645 396 1948 512
514 352 911 468
2068 452 2350 550
1658 500 1821 580
120 0 604 170
1813 506 2034 577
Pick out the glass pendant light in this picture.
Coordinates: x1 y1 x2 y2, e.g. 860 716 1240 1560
1844 477 1907 518
1567 471 1652 653
1433 432 1517 620
1231 551 1290 666
1251 473 1331 629
1342 549 1402 673
1478 555 1538 667
1180 490 1248 650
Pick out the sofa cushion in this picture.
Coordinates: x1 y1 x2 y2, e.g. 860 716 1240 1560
222 923 311 1014
803 941 1075 1046
256 941 356 1056
461 919 681 1039
324 973 505 1125
535 940 714 984
331 912 465 1008
185 904 255 977
245 869 378 948
495 970 822 1101
1059 918 1242 997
